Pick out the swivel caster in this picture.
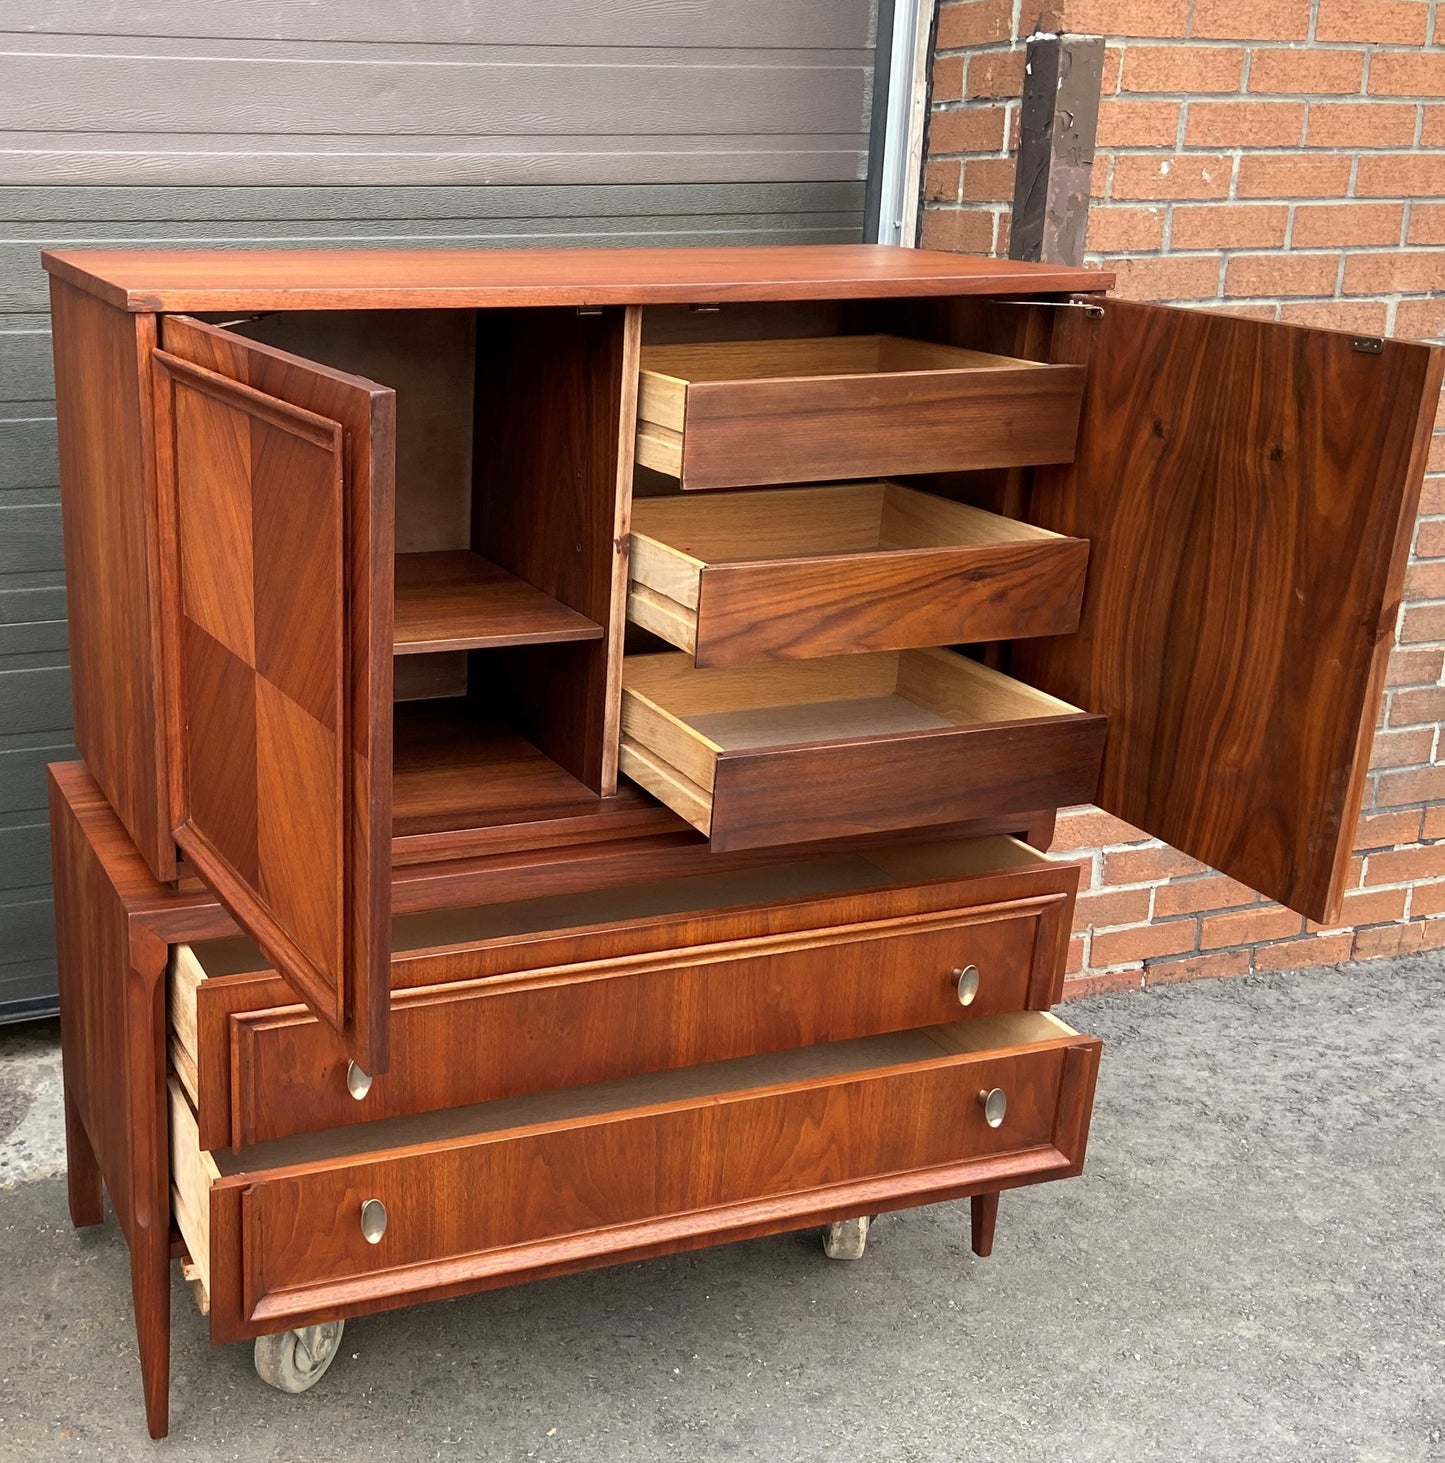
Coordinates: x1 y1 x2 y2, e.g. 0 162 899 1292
253 1321 345 1394
822 1215 872 1260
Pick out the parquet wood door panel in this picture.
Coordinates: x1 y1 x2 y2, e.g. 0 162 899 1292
1014 302 1444 924
152 320 395 1073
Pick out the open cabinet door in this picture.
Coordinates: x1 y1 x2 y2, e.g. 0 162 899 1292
152 316 395 1073
1014 301 1443 926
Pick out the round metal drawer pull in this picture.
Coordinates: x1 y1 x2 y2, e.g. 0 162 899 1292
360 1198 388 1244
345 1061 372 1101
978 1088 1007 1128
953 965 980 1006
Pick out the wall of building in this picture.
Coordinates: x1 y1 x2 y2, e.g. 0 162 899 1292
924 0 1445 992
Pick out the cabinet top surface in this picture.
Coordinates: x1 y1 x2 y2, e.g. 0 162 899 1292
42 244 1111 313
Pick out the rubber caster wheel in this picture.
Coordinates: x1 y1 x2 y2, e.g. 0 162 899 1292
253 1321 345 1394
822 1215 871 1260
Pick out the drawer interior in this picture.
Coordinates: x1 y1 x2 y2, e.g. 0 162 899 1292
621 648 1094 831
628 649 1080 757
633 316 1086 490
640 332 1045 418
631 480 1071 578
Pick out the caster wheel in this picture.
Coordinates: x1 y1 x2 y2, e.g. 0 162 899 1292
253 1321 345 1394
822 1215 871 1261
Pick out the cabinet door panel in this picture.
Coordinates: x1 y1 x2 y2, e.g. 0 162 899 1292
153 316 395 1073
1015 302 1443 924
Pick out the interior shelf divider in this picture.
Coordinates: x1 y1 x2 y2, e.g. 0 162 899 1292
394 550 603 655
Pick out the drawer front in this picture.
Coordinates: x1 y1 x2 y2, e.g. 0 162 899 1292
637 364 1087 491
702 718 1105 851
630 531 1089 668
205 1021 1100 1337
215 885 1074 1149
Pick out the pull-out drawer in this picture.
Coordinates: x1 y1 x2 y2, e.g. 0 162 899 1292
635 334 1086 490
628 483 1089 666
172 1010 1100 1339
169 836 1078 1150
621 649 1106 850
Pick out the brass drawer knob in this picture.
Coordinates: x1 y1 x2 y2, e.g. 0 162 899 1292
346 1061 372 1101
978 1087 1007 1128
953 965 980 1006
360 1198 388 1244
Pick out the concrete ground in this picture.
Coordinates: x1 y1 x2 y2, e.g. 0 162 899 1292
0 957 1441 1462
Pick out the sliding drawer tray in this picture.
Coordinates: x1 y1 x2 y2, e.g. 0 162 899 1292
635 334 1087 490
169 835 1079 1150
620 649 1107 851
629 482 1088 665
171 1010 1100 1338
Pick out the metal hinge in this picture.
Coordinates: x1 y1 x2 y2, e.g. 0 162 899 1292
575 305 604 316
1351 336 1384 354
996 297 1105 319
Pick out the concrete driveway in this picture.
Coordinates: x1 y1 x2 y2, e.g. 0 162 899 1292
0 956 1440 1461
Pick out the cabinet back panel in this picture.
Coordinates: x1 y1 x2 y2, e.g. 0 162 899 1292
230 310 476 553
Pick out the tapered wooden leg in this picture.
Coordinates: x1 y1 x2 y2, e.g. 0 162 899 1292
63 1083 104 1228
131 1219 171 1439
970 1191 999 1258
126 934 173 1441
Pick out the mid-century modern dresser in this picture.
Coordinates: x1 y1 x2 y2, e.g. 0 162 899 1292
42 245 1442 1437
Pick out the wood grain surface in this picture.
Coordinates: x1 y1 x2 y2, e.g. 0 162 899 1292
393 551 603 654
179 850 1076 1148
629 482 1088 664
47 280 174 880
197 1015 1099 1336
41 245 1111 313
153 317 395 1073
50 768 174 1436
1014 300 1445 923
473 307 632 793
390 700 674 865
637 338 1086 490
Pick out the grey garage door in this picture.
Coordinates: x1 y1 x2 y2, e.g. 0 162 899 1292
0 3 886 1018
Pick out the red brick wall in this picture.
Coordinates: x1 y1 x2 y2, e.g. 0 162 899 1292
924 0 1445 993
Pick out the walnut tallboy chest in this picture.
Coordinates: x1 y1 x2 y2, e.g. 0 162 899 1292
42 245 1442 1437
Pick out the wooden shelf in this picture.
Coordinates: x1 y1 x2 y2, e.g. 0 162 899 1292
394 550 603 655
392 700 676 863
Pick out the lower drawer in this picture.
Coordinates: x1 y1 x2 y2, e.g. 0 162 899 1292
620 649 1106 850
171 1010 1100 1339
171 835 1078 1151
